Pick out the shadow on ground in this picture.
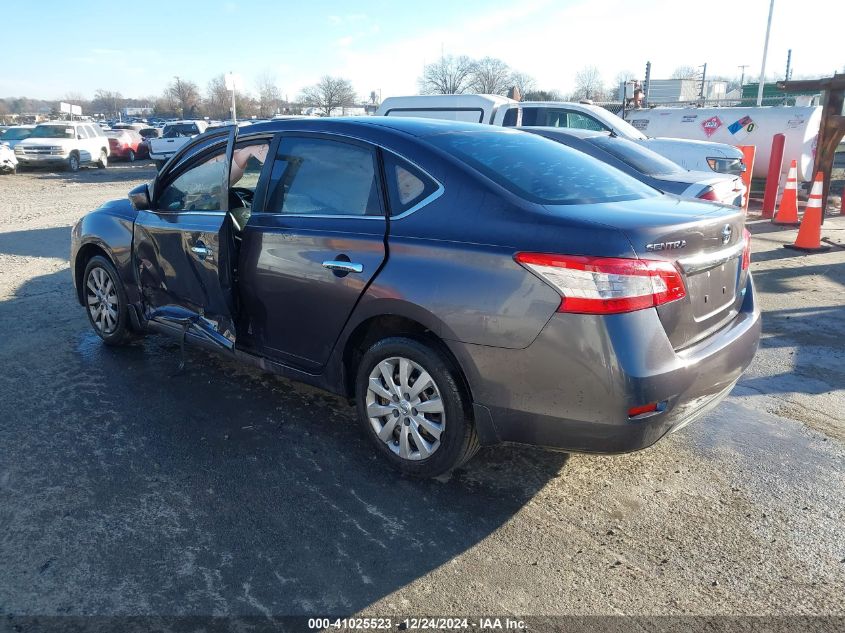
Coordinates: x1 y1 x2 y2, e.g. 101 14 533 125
0 262 569 616
17 162 156 185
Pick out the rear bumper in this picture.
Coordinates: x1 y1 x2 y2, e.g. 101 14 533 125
452 274 761 453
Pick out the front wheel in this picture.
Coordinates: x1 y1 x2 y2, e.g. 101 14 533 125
126 149 135 163
355 337 479 478
67 153 80 172
83 255 133 346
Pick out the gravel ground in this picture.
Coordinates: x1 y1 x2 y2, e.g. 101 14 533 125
0 164 843 623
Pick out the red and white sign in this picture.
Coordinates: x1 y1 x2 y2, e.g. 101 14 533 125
701 116 722 138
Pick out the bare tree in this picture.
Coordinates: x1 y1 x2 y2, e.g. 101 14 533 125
614 70 636 86
92 90 124 118
205 74 230 119
165 77 202 118
418 55 475 94
523 89 562 102
509 70 536 100
255 71 282 117
470 57 512 95
301 76 357 116
572 66 606 101
671 65 699 80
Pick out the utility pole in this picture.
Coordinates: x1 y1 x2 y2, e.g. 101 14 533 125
738 65 749 87
643 61 651 107
698 63 708 99
785 49 792 81
757 0 775 106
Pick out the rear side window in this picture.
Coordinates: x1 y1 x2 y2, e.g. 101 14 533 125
426 129 658 205
588 136 685 176
566 112 609 132
265 136 382 216
383 153 439 216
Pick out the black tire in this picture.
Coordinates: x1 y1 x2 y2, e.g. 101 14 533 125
126 150 135 163
66 152 80 172
355 336 479 478
82 255 133 346
97 149 108 169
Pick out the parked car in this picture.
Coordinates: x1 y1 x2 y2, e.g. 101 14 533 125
15 121 109 171
0 125 35 149
148 119 209 168
111 122 147 132
376 95 746 175
137 127 161 159
523 127 746 206
0 143 17 174
70 118 760 477
106 129 144 162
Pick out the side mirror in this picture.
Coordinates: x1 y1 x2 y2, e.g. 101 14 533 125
128 183 151 210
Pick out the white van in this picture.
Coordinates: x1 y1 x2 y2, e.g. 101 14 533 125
376 95 746 175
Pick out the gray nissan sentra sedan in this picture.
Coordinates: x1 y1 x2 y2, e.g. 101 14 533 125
71 117 761 478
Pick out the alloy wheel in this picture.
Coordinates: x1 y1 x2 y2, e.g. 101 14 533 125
86 266 119 335
365 356 445 461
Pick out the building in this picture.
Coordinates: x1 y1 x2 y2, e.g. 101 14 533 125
619 78 728 103
121 106 153 117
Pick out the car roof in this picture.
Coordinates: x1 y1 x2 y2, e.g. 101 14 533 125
244 116 503 139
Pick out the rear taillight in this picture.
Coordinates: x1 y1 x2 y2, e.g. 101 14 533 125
697 186 720 202
742 228 751 270
515 253 686 314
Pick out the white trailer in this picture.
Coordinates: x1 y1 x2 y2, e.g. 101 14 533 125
624 106 822 181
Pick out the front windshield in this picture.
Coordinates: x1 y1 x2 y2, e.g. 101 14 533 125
426 128 659 205
587 135 686 176
0 128 32 141
29 125 75 139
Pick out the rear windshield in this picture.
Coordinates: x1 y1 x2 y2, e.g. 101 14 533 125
587 135 685 176
426 129 658 204
1 128 32 140
163 124 199 138
29 125 75 139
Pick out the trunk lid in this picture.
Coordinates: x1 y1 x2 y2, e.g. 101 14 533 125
572 196 748 349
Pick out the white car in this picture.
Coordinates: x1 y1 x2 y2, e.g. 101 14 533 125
0 143 17 174
148 120 209 168
14 121 110 171
376 95 746 175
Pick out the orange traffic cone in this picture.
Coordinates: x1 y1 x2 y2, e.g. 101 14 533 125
772 160 800 225
784 172 831 253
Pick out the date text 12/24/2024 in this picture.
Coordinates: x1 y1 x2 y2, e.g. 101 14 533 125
307 617 528 630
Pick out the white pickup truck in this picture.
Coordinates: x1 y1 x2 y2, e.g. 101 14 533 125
376 95 746 175
148 120 209 169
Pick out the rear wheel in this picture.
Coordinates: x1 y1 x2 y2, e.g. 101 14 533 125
97 149 108 168
83 255 132 346
126 149 135 163
355 337 479 478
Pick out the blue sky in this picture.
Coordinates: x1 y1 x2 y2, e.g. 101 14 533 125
2 0 841 101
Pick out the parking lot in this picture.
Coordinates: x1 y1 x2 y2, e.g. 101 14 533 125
0 164 844 621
